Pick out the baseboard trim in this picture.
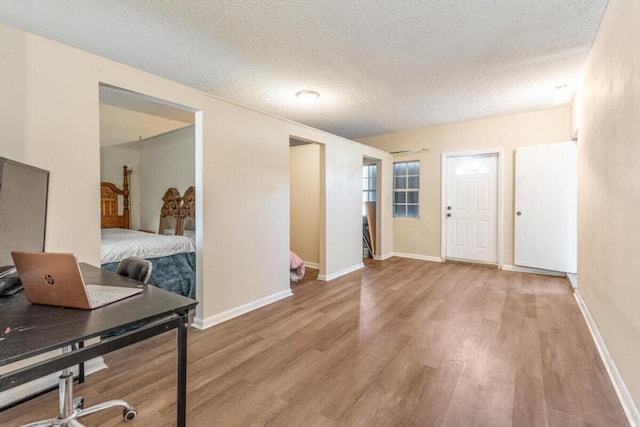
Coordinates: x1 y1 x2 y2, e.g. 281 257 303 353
566 273 578 290
303 261 320 270
0 357 107 408
192 289 293 330
374 252 394 260
393 252 443 263
574 290 640 427
501 264 565 276
318 262 365 282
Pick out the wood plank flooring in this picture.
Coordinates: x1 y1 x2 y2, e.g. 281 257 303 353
0 258 629 426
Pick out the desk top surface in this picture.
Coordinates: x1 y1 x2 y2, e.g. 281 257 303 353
0 263 197 366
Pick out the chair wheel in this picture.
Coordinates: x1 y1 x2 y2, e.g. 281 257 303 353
123 408 137 421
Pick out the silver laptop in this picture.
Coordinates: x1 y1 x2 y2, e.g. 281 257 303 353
11 251 143 310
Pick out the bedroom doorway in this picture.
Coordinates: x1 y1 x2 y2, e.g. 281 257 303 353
99 84 196 232
362 157 380 259
98 84 201 300
289 137 323 281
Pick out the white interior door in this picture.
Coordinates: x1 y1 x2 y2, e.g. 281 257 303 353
514 142 577 273
445 154 498 263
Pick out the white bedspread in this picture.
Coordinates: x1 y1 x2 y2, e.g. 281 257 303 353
101 228 196 264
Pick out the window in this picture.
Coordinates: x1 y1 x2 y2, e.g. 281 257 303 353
363 164 377 215
456 159 488 175
393 161 419 218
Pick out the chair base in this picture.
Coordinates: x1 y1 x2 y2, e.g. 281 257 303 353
22 368 137 427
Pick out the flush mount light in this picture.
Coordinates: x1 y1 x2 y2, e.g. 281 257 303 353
296 90 320 103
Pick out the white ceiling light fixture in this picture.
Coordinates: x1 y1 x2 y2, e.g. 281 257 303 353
296 90 320 104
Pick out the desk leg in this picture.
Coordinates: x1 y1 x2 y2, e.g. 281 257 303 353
78 341 85 384
177 324 187 427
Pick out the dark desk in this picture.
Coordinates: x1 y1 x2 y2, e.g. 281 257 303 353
0 263 197 426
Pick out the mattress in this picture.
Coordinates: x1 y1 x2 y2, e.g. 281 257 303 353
101 228 196 264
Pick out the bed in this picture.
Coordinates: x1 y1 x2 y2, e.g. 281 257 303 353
290 251 305 282
100 166 196 298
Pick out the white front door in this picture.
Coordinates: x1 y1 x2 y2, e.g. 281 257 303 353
445 154 498 263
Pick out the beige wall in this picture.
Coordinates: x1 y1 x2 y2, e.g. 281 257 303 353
289 143 320 266
0 23 26 161
0 24 393 324
359 107 572 265
1 27 103 262
578 0 640 415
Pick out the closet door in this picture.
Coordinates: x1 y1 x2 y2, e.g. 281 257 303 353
514 142 577 273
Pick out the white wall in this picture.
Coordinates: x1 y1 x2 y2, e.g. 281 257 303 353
139 126 195 232
0 24 393 326
289 143 320 266
578 0 640 420
323 139 366 276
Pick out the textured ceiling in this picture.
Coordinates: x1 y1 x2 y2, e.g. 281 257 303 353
0 1 608 139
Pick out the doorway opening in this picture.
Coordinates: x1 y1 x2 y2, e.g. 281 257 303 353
441 149 503 266
98 83 203 308
362 157 381 259
289 137 323 282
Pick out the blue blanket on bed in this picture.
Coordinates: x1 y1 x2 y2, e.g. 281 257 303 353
102 252 195 299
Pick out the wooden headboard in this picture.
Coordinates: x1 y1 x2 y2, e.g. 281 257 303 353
100 165 195 234
177 186 195 235
158 187 182 235
100 165 131 229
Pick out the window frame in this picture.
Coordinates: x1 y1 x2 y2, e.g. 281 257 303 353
393 160 420 218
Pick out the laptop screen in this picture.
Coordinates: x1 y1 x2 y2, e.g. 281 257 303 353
0 157 49 267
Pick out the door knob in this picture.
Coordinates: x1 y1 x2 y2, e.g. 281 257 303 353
516 211 522 216
446 213 451 218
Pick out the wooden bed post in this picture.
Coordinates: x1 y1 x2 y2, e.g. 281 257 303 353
100 166 133 229
123 165 131 229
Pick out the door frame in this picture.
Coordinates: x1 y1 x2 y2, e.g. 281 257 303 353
362 156 382 259
288 136 326 277
440 148 504 267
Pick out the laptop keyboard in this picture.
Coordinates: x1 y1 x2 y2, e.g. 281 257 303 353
88 290 125 306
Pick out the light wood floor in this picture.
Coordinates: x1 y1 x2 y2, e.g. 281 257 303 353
1 258 629 426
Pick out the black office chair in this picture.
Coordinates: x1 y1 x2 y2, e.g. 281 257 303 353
116 257 153 283
23 258 153 426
